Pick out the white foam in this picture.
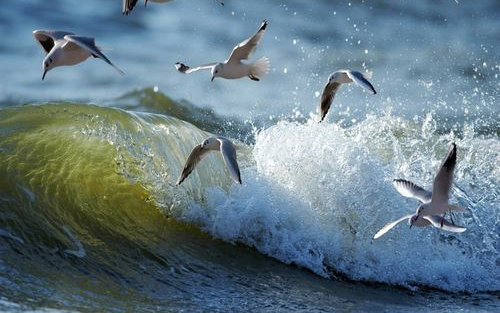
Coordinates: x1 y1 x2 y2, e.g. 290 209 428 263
178 114 499 292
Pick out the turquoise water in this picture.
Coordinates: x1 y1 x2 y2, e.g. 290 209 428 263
0 0 499 312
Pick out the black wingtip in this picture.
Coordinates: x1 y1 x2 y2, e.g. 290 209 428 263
175 62 190 73
261 20 268 31
442 142 457 169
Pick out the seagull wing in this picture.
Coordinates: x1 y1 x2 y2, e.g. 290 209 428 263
319 81 341 122
33 30 74 54
227 20 267 64
423 215 466 233
373 214 413 239
346 70 377 94
176 144 212 185
431 143 457 204
393 179 432 203
217 137 242 184
63 35 124 74
123 0 140 15
175 62 216 74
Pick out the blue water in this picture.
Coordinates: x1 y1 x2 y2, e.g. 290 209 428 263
0 0 499 312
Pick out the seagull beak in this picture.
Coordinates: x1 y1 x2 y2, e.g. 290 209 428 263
211 76 215 82
42 70 47 81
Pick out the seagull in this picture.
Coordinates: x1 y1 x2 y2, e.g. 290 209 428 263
319 70 376 122
412 142 464 220
373 142 466 239
33 30 124 80
175 20 270 82
176 137 241 185
122 0 224 16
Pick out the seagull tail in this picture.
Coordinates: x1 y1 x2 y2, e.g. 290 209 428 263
250 57 270 80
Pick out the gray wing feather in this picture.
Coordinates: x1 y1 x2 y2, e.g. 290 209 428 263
373 214 413 239
431 143 457 204
393 179 432 203
33 30 75 54
346 70 377 94
319 81 341 122
218 138 241 184
175 62 216 74
227 20 267 63
176 144 211 185
64 35 124 74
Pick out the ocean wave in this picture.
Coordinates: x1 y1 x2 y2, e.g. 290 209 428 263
178 114 499 292
0 103 498 293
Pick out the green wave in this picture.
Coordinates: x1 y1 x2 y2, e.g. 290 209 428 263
0 103 236 263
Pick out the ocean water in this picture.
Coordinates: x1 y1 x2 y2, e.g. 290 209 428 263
0 0 499 312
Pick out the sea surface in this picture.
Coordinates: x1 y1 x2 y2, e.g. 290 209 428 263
0 0 499 312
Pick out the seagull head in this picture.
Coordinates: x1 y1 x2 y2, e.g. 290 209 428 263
409 214 419 229
42 55 56 80
201 138 216 149
211 63 223 82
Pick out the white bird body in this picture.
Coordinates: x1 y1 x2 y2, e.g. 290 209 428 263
320 69 376 122
33 30 124 80
175 20 270 82
373 143 466 239
176 137 241 185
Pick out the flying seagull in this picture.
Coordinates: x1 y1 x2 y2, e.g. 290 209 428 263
176 137 241 185
319 70 376 122
373 142 466 239
122 0 224 16
175 20 270 82
33 30 124 80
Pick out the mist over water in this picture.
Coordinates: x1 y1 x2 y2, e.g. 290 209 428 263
0 0 499 312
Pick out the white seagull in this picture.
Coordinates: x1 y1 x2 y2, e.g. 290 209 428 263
175 20 270 82
33 30 124 80
122 0 224 16
176 137 241 185
319 70 376 122
373 142 466 239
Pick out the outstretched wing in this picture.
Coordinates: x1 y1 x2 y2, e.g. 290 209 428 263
175 62 216 74
319 81 341 122
227 20 267 63
218 137 241 184
423 215 466 233
176 144 211 185
432 143 457 204
33 30 74 54
63 35 124 74
373 214 413 239
346 70 377 94
393 179 432 203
